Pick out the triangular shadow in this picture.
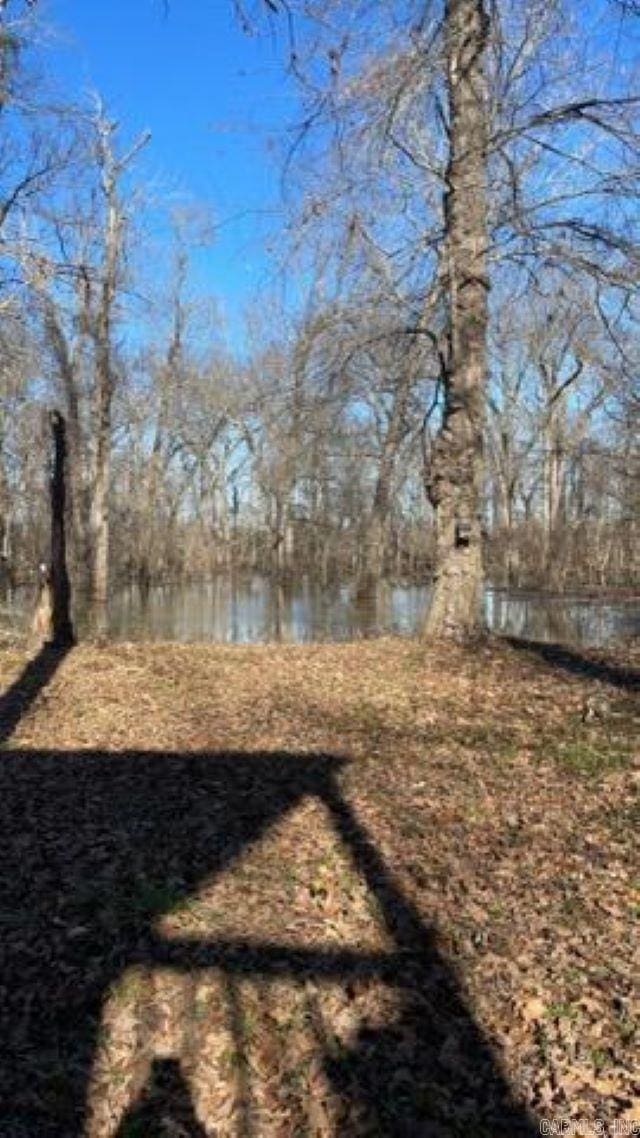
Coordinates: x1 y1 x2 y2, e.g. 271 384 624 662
113 1057 208 1138
1 746 538 1136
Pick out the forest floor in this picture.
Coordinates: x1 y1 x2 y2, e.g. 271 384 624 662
0 635 638 1138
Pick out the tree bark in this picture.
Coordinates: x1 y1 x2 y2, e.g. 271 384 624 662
423 0 489 639
42 297 91 591
87 114 148 627
90 368 111 609
90 141 118 615
49 410 75 646
358 363 414 597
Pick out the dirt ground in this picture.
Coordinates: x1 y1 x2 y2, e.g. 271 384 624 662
0 635 638 1137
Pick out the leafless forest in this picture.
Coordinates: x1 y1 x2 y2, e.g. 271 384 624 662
1 7 640 1136
0 1 638 636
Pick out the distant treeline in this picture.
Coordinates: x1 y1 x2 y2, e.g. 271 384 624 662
0 1 638 616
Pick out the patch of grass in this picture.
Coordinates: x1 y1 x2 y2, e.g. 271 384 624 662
546 1001 579 1022
559 896 588 920
486 900 505 919
347 699 396 734
111 966 146 1006
533 727 633 777
398 814 426 840
419 719 520 758
602 793 640 841
588 1046 609 1074
555 738 630 777
220 1045 248 1075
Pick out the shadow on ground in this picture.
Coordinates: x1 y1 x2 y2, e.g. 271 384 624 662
0 647 539 1136
505 636 640 692
114 1058 209 1138
0 642 72 744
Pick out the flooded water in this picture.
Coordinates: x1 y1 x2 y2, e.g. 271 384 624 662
1 575 638 647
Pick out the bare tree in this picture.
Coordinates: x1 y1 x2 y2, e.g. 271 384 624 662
269 0 640 630
87 107 150 614
422 0 489 636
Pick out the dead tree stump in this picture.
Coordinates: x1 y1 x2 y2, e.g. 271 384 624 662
31 411 75 648
49 410 75 646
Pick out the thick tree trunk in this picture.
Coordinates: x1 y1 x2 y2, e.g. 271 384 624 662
49 410 75 646
423 0 489 639
42 300 91 591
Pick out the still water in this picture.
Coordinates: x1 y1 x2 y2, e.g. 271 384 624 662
2 575 637 647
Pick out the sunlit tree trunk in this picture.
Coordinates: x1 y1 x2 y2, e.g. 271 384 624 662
90 355 111 610
424 0 489 639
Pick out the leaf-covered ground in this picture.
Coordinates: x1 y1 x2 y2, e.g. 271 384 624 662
0 636 638 1137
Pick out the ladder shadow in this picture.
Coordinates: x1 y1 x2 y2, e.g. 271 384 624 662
0 743 539 1136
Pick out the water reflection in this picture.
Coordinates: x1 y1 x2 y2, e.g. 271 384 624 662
484 588 639 647
0 575 637 647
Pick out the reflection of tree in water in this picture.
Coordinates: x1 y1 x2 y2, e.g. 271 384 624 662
535 600 575 645
270 581 285 641
350 580 391 638
3 576 636 644
486 588 640 647
487 591 576 644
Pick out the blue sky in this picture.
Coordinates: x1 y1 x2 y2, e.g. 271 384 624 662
33 0 639 351
39 0 299 338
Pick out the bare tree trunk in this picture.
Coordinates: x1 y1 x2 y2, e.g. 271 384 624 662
140 252 186 584
358 363 414 597
542 408 565 580
423 0 489 639
88 112 149 630
90 369 111 610
44 301 91 592
49 410 75 646
358 504 387 596
89 151 117 617
272 493 287 575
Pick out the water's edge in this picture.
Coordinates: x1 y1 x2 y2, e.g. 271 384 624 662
1 576 637 648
